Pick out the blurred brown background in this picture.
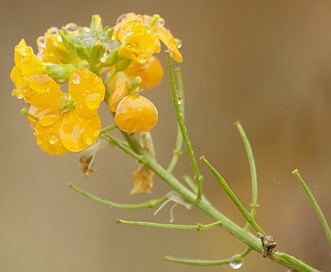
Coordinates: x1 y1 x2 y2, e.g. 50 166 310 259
1 0 331 271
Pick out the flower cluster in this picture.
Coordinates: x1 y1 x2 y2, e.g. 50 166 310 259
10 13 183 156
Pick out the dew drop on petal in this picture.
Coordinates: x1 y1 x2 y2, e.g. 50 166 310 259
49 27 59 36
65 23 78 32
72 73 81 85
85 93 102 110
39 115 60 127
48 134 59 145
175 38 182 49
93 129 100 138
156 18 165 27
85 137 94 146
137 54 148 63
37 36 46 49
116 13 128 24
36 138 43 146
229 261 243 270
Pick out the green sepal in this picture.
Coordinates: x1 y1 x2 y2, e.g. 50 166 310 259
115 58 132 71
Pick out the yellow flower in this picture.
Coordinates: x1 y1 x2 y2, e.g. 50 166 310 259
110 56 163 92
112 13 183 63
114 94 158 133
25 68 105 155
10 39 45 98
37 26 81 64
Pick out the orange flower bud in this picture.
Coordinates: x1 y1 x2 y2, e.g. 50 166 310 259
114 95 158 133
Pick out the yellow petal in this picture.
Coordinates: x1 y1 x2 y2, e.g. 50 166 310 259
24 74 64 109
108 79 130 112
114 95 158 133
59 111 101 152
155 27 183 63
34 118 68 156
69 68 105 118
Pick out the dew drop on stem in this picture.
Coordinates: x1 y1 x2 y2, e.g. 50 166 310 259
229 261 243 270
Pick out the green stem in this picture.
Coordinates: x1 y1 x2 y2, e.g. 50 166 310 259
167 69 184 173
292 169 331 248
118 219 222 231
164 247 252 266
234 121 259 230
68 183 167 209
200 156 265 234
21 107 39 121
107 134 318 271
101 123 117 134
166 53 203 200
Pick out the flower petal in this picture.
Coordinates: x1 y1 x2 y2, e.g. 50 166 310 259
33 118 68 156
69 68 105 118
114 95 158 133
24 74 64 109
59 111 101 152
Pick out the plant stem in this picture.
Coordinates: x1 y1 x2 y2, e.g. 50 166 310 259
167 69 184 173
166 53 203 200
68 183 168 209
106 134 318 272
200 156 265 234
118 219 222 231
292 169 331 248
164 247 252 266
234 121 259 231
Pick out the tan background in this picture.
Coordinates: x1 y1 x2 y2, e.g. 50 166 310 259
1 0 331 271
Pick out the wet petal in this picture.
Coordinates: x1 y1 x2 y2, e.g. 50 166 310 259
34 118 68 155
69 68 105 118
108 79 130 112
24 74 64 109
59 111 102 152
114 95 158 133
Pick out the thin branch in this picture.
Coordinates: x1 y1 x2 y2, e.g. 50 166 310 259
118 219 223 231
234 121 259 231
292 169 331 248
68 183 167 209
200 156 265 234
166 53 203 200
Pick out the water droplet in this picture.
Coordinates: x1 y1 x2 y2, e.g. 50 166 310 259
65 23 78 32
72 73 81 85
116 13 128 24
85 93 102 110
156 18 165 27
85 137 94 146
39 115 60 127
49 27 59 36
229 261 243 270
37 36 46 49
48 134 59 145
175 38 182 49
93 129 100 137
137 54 148 63
36 138 43 146
177 97 184 105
